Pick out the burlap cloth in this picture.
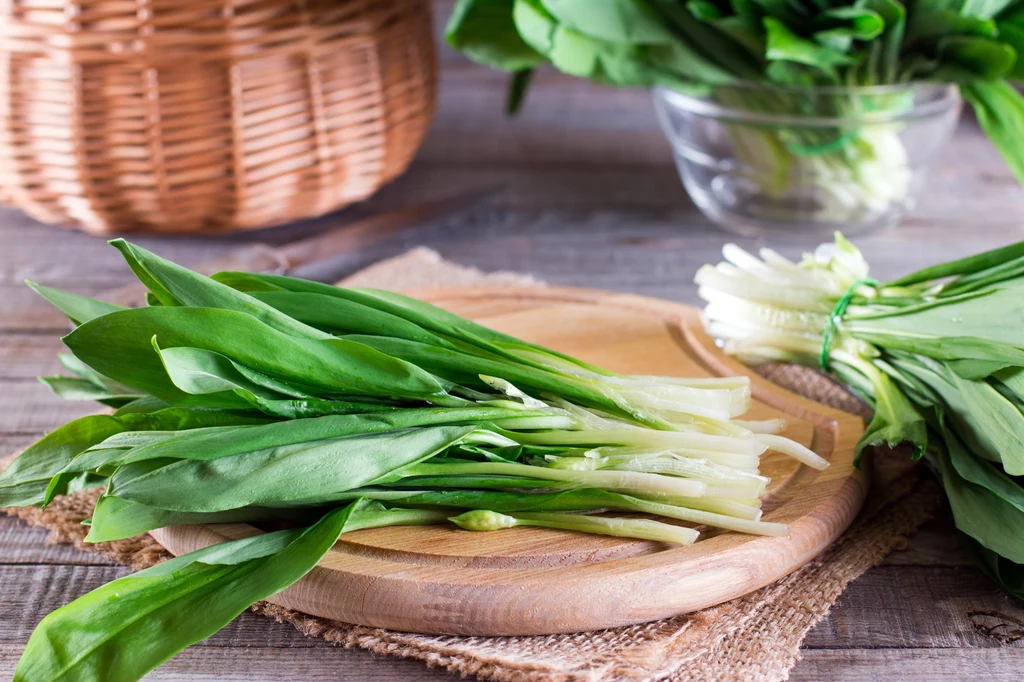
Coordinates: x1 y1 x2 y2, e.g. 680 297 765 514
2 248 943 682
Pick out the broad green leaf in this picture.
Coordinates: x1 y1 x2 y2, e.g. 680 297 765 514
885 240 1024 287
764 17 853 81
850 286 1024 349
63 306 452 406
514 0 559 54
445 0 546 71
905 8 998 50
14 503 365 682
945 428 1024 513
961 0 1018 18
540 0 676 44
58 352 140 396
87 495 450 543
110 240 328 340
860 0 906 83
85 495 318 543
851 332 1024 368
936 440 1024 563
0 415 127 507
214 272 613 377
934 36 1016 80
892 355 1024 474
998 9 1024 79
248 291 460 348
340 334 666 426
26 282 126 326
962 79 1024 185
853 364 929 461
109 425 480 512
957 530 1024 599
237 394 398 419
0 408 271 507
38 377 142 407
87 407 541 470
647 0 763 78
817 7 885 41
153 344 310 405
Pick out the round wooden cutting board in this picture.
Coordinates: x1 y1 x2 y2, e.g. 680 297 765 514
150 286 868 636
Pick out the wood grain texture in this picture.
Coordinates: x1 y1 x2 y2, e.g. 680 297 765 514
151 286 867 636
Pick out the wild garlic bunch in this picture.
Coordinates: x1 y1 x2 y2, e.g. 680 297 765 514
699 234 1024 600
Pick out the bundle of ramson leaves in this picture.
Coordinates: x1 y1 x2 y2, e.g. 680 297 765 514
698 235 1024 600
446 0 1024 211
1 240 823 682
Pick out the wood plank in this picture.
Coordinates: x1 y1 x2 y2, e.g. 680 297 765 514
790 649 1024 682
4 643 1022 682
0 334 65 379
0 643 461 681
804 566 1024 649
880 515 970 568
0 562 1021 681
0 516 117 566
0 379 99 433
1 561 1017 653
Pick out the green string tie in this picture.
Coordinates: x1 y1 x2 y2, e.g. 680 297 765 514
820 278 877 371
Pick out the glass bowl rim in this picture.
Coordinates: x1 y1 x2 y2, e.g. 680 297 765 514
654 81 961 127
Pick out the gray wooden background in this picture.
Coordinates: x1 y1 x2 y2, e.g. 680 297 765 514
2 2 1024 679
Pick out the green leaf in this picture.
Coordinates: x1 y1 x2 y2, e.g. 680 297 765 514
13 502 366 682
853 363 929 461
905 9 998 50
26 282 126 326
860 0 906 83
153 344 312 406
945 426 1024 514
764 17 854 81
885 240 1024 286
85 495 318 543
817 7 885 41
110 239 327 340
934 36 1016 80
539 0 676 44
237 394 397 419
38 377 142 407
340 334 666 426
63 306 452 406
850 286 1024 349
217 273 612 377
445 0 546 71
962 79 1024 185
961 0 1018 19
81 407 540 471
935 439 1024 563
892 355 1024 475
997 9 1024 79
957 530 1024 600
108 425 481 512
851 332 1024 369
0 407 272 508
0 415 127 508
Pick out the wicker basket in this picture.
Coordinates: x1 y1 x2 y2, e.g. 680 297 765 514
0 0 436 234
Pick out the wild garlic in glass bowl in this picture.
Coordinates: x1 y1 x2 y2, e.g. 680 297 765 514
653 82 961 237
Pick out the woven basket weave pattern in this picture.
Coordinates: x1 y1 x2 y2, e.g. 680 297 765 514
0 0 436 234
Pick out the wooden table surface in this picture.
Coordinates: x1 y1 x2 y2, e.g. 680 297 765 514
2 4 1024 680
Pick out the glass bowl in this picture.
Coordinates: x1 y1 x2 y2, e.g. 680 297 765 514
652 82 962 237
